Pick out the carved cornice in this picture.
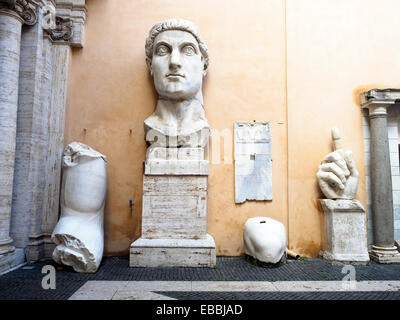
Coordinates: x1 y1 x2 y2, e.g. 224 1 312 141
360 88 400 115
41 0 87 47
0 0 38 25
44 15 72 42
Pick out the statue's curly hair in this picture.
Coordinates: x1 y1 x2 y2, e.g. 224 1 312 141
145 19 209 71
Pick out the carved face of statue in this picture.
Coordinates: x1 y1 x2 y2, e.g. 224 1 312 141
148 30 206 101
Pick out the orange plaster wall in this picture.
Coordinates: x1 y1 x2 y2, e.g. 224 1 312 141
65 0 287 256
286 0 400 256
65 0 400 257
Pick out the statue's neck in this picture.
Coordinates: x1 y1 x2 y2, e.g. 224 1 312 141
155 91 204 124
156 99 195 122
144 90 209 137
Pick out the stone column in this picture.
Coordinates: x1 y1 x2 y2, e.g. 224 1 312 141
0 8 22 270
26 14 74 261
0 1 37 273
10 6 45 262
361 89 400 263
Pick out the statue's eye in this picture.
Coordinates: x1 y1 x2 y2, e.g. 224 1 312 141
182 45 195 56
156 45 169 56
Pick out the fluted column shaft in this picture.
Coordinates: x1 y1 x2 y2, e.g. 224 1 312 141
0 9 23 256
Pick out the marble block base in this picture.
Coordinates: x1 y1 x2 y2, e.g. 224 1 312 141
131 155 216 268
130 234 216 267
320 199 370 263
141 175 207 239
369 245 400 264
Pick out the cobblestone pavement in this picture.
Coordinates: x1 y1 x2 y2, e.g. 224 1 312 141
1 256 400 300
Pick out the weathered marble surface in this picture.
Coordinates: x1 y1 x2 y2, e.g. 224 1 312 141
144 19 210 148
146 147 204 161
0 1 89 275
142 175 207 239
317 128 359 200
320 199 369 263
130 235 216 267
11 8 46 254
317 128 369 263
234 122 272 203
145 159 209 175
0 11 22 269
52 142 107 273
130 19 215 267
243 217 286 264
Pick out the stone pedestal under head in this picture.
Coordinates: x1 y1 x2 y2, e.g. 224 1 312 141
130 19 216 267
243 217 287 265
317 128 369 263
52 142 107 273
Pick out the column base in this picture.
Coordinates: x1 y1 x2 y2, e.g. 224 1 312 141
0 246 26 275
395 240 400 251
130 234 216 268
320 250 370 265
25 234 55 262
369 245 400 264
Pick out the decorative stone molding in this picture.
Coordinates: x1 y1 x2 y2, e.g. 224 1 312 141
0 0 38 25
44 15 72 42
52 0 87 47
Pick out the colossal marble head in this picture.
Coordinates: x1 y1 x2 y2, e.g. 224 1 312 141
144 19 210 149
145 19 209 102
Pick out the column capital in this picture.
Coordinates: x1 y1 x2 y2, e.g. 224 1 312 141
360 88 400 117
0 0 38 25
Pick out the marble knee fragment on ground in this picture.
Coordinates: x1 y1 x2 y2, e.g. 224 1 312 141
243 217 287 264
52 142 107 273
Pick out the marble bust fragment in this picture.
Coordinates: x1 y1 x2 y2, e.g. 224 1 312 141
316 128 359 199
243 217 287 265
144 19 210 148
52 142 107 273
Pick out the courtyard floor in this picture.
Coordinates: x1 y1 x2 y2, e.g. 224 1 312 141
1 256 400 300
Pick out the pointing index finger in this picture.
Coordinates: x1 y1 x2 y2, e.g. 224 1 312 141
331 127 342 151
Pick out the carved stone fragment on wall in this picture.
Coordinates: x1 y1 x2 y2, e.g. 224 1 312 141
234 121 272 203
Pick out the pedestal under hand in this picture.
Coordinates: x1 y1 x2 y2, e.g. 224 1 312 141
320 199 369 263
317 128 369 264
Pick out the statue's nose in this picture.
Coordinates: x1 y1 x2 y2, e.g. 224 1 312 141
169 49 181 70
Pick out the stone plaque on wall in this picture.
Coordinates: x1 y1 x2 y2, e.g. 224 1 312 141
234 122 272 203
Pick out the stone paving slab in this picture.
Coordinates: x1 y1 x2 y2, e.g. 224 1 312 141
69 280 400 300
1 256 400 300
